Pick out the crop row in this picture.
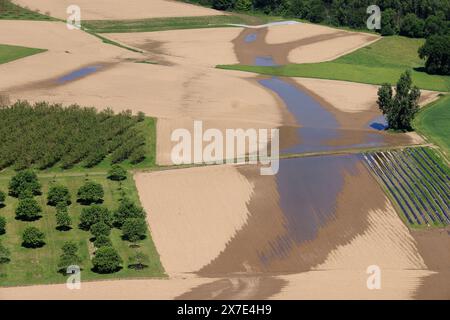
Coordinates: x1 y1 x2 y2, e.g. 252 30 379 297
362 148 450 227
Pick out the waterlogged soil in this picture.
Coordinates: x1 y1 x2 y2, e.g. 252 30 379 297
196 155 372 276
233 27 415 154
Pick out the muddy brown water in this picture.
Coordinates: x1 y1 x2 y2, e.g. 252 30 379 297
196 155 370 276
233 27 412 153
179 27 450 299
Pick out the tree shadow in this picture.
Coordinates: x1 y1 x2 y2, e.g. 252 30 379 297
413 66 427 73
0 203 5 209
22 241 45 249
91 265 122 274
15 215 42 222
56 226 72 232
127 263 148 270
76 199 104 206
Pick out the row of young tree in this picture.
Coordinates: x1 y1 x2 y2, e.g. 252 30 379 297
0 101 147 171
0 166 150 274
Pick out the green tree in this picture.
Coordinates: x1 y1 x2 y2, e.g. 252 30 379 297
0 216 6 235
107 165 127 181
8 170 41 198
90 221 111 238
212 0 235 10
136 111 146 122
400 13 424 38
419 35 450 75
307 0 326 23
235 0 252 11
377 70 421 131
47 184 71 206
22 226 45 248
122 218 147 242
56 206 72 231
380 8 399 36
424 14 447 37
129 147 146 164
15 198 42 221
93 235 112 248
79 205 112 230
114 198 145 227
57 241 82 272
0 240 10 264
92 246 122 273
128 251 150 270
77 181 104 204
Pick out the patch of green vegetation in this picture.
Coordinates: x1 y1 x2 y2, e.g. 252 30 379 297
0 172 165 286
0 44 46 65
218 36 450 92
0 0 55 20
83 14 278 33
414 95 450 158
0 101 156 172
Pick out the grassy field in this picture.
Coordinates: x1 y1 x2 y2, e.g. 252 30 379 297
414 95 450 158
0 170 165 287
0 0 55 20
83 14 278 33
218 36 450 92
0 44 46 65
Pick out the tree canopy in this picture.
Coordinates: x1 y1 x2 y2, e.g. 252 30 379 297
92 246 122 273
377 70 421 131
0 101 146 170
419 35 450 75
8 170 41 198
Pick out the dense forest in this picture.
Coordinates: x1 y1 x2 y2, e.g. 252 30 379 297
0 101 147 170
188 0 450 37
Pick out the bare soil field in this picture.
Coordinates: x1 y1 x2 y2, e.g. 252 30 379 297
134 165 254 275
235 25 379 65
12 0 223 20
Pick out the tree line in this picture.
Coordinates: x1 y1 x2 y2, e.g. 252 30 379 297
195 0 449 37
187 0 450 74
0 101 147 171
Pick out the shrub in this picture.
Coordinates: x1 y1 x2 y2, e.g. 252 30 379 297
136 111 146 122
47 184 71 206
107 165 127 181
122 218 147 242
129 147 146 164
22 226 45 248
90 221 111 238
57 241 81 271
15 198 42 221
77 181 104 204
8 170 41 198
56 206 72 231
0 240 10 264
79 205 112 230
0 216 6 235
93 235 112 248
128 251 149 270
92 246 122 273
0 190 5 205
114 198 145 227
